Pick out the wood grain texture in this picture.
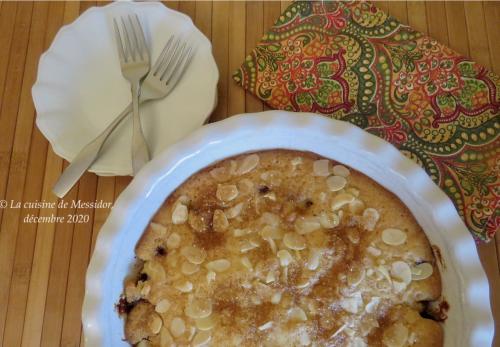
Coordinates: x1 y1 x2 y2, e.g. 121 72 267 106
0 2 497 347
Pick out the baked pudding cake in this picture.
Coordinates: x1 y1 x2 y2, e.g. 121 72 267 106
119 150 444 347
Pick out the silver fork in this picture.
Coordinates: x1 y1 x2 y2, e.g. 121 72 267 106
114 14 150 175
52 37 194 198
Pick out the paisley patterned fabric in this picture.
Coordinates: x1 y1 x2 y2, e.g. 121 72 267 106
233 1 500 241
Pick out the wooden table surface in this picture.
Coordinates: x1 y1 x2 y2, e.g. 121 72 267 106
0 1 498 347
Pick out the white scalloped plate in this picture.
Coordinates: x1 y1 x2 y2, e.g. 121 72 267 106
82 111 494 346
32 1 218 176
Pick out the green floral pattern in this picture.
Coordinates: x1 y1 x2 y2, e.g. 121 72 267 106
234 1 500 241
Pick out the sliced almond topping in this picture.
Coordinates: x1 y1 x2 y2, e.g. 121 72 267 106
291 156 303 166
206 270 216 284
382 228 407 246
238 178 254 195
136 340 150 347
294 216 321 234
277 249 293 267
259 212 280 227
209 166 231 182
367 246 382 257
205 259 231 272
390 261 412 285
319 211 340 229
340 293 363 314
192 331 211 347
172 203 188 224
181 246 206 265
331 193 355 211
155 299 171 313
185 299 212 319
260 225 284 239
299 332 311 346
347 266 365 287
174 280 193 293
240 238 260 253
376 265 393 284
332 164 350 177
271 291 282 304
265 270 276 283
166 232 181 249
225 202 244 219
240 256 253 270
326 175 347 191
258 321 273 331
313 159 330 176
362 208 380 231
382 322 409 347
411 262 434 280
195 315 216 331
212 209 229 232
143 261 166 283
365 297 380 313
283 232 307 250
170 317 186 338
148 313 163 335
289 307 308 322
181 261 200 275
236 154 260 175
307 249 321 270
349 199 365 215
216 184 239 202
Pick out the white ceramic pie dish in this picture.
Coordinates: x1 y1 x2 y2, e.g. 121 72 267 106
82 111 494 347
33 1 218 176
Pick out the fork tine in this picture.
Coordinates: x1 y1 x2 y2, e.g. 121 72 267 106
151 36 175 74
131 14 147 59
163 46 194 89
154 38 182 77
120 16 134 60
113 18 126 63
127 15 142 60
161 43 190 82
158 41 186 80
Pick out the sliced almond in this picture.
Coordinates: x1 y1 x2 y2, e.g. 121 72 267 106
362 208 380 231
271 291 282 304
236 154 260 175
166 232 181 249
291 157 303 166
216 184 239 202
170 317 186 338
172 203 188 224
192 331 211 346
307 249 321 270
174 279 193 293
225 202 244 219
238 178 254 195
331 193 355 211
240 256 253 271
148 313 163 335
382 322 409 347
283 232 307 250
260 225 284 239
181 261 200 275
209 166 231 182
206 259 231 272
347 266 365 287
206 270 216 283
367 246 382 257
181 246 206 265
155 299 171 314
143 261 166 283
240 239 259 253
313 159 330 176
326 175 347 191
195 315 216 331
212 209 229 232
349 199 365 215
340 293 363 314
185 299 212 319
265 270 276 283
277 249 293 267
258 321 273 331
294 216 321 234
136 340 150 347
332 164 350 177
299 332 311 346
390 261 412 285
319 211 340 229
259 212 280 227
365 297 380 313
288 307 308 322
382 228 407 246
411 262 434 281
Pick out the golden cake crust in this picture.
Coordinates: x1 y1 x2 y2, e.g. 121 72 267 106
122 150 443 347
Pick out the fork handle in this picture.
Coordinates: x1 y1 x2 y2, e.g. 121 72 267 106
52 103 133 198
131 82 150 175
